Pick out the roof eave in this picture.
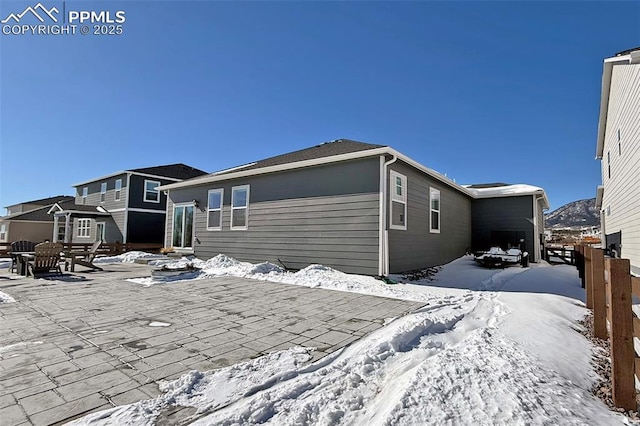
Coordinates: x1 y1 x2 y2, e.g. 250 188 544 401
596 54 632 159
157 148 392 191
595 185 604 209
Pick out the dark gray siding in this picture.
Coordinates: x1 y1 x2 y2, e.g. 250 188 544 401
166 158 381 275
127 211 165 243
536 197 545 261
128 175 175 210
387 161 472 273
472 196 536 259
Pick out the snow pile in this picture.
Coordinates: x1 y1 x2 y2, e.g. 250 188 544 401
93 251 168 264
0 291 15 304
464 183 544 198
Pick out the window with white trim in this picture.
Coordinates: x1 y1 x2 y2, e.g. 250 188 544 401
82 187 88 205
115 179 122 201
207 189 223 230
231 185 250 230
100 182 107 203
390 171 407 230
430 188 441 233
77 219 91 238
0 223 6 241
144 180 160 203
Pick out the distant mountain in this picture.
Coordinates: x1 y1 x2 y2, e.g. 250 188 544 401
545 198 599 229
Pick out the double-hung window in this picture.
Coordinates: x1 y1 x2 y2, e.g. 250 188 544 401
144 180 160 203
82 187 88 205
390 171 407 230
77 219 91 238
207 189 223 230
430 188 441 233
114 179 122 201
231 185 250 230
100 182 107 203
0 223 6 241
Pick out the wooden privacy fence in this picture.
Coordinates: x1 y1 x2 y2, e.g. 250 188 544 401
0 242 163 257
576 244 639 411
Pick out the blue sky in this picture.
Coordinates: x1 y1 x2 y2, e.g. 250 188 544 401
1 0 638 212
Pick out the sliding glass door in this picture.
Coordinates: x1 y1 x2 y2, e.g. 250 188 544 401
172 204 194 249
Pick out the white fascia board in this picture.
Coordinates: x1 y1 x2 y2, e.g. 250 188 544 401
158 147 475 198
595 185 604 209
72 170 183 187
157 148 391 191
596 54 631 159
387 149 476 197
72 170 129 187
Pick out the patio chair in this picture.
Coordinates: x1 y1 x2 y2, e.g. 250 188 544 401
65 241 104 272
9 240 37 272
27 242 63 278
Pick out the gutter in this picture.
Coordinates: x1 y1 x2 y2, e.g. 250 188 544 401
379 154 397 277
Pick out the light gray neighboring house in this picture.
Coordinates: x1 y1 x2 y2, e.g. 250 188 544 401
0 196 74 244
595 47 640 274
159 140 549 276
53 164 207 244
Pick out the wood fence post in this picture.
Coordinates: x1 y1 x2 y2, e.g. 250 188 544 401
591 248 607 339
585 246 593 309
605 257 636 411
576 245 585 288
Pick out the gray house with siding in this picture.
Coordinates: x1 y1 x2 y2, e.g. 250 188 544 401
159 140 548 276
53 164 207 244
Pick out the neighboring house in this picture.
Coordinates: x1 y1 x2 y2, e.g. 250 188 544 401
52 164 207 244
595 47 640 274
0 196 74 244
3 195 73 216
158 140 548 276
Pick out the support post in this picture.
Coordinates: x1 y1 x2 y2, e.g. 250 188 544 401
585 246 593 309
591 248 607 339
605 257 636 411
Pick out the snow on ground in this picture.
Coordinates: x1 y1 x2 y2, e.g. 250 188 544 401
93 251 168 264
0 290 15 303
70 253 633 425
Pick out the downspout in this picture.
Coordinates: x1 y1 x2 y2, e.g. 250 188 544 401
123 173 131 243
379 153 397 276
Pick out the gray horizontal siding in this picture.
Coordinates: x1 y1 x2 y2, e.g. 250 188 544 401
194 194 380 275
166 158 382 275
387 161 472 273
75 173 128 210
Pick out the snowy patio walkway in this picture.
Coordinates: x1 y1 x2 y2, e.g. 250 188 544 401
0 263 422 425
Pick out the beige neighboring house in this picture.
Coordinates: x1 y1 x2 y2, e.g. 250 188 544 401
595 47 640 275
0 195 74 245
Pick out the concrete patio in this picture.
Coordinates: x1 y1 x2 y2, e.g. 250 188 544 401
0 263 423 425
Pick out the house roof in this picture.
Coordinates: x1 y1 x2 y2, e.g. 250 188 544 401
4 195 74 209
52 203 111 216
157 139 548 206
213 139 385 176
464 183 550 209
157 140 475 197
72 163 208 186
129 163 208 180
596 48 640 159
1 205 56 222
